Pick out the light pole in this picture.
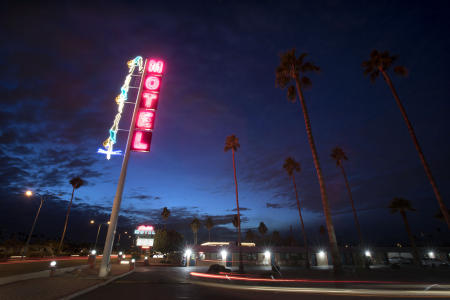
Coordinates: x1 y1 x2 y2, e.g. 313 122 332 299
90 220 110 251
23 191 44 259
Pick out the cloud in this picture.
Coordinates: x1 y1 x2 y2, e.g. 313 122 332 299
266 202 283 209
229 207 251 212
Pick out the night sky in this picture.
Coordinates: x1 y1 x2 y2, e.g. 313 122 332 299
1 0 449 248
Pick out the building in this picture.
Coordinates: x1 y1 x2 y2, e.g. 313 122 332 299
183 241 450 268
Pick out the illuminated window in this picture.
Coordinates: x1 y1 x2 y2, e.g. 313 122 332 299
144 76 161 91
141 92 159 110
148 60 164 74
136 110 155 130
131 131 152 152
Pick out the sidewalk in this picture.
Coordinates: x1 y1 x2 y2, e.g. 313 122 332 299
0 264 131 300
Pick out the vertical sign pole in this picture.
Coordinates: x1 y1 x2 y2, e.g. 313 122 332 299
99 59 148 277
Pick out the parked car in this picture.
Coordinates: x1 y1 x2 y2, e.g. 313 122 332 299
388 256 413 265
207 264 231 274
421 258 449 268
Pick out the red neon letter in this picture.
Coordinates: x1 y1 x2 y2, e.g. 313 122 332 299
133 131 150 151
144 76 161 91
148 60 164 74
141 92 159 110
136 110 155 130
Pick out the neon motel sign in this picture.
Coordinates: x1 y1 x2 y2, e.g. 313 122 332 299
134 225 155 249
130 59 165 152
99 58 165 158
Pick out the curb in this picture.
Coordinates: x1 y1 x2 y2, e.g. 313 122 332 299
60 269 135 300
0 265 88 286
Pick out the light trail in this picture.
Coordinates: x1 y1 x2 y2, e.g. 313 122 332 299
1 255 118 265
190 271 409 284
192 280 450 298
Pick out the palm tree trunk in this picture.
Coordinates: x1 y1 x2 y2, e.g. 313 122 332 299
294 75 342 272
58 187 75 253
232 149 244 273
292 174 310 269
339 165 363 245
208 229 211 242
400 211 421 266
381 70 450 230
194 232 197 245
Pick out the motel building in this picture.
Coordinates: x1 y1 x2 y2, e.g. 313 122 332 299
184 242 316 267
182 242 450 268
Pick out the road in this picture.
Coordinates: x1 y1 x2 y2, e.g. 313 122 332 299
77 265 450 299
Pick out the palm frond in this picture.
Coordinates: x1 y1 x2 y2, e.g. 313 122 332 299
287 85 296 102
224 134 240 152
393 66 408 76
301 76 312 89
301 62 320 73
330 147 348 166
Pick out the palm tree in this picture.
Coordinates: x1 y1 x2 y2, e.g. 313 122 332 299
388 197 421 266
58 176 85 253
283 157 310 268
224 134 244 272
205 217 214 241
245 229 255 242
330 147 363 244
363 50 450 230
161 207 170 228
276 49 341 272
258 222 268 244
190 218 201 245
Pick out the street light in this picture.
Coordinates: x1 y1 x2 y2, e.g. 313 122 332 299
90 220 110 251
23 190 45 259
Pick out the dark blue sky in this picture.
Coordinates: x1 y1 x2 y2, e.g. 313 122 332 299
1 0 449 246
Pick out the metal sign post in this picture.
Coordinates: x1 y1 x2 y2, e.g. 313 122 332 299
98 59 148 277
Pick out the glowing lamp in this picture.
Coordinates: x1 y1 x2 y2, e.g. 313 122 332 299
91 250 97 255
141 92 159 110
50 261 57 267
144 76 161 91
25 190 33 197
185 249 192 258
147 59 164 74
428 251 435 259
136 110 155 130
221 250 227 261
364 250 371 257
318 250 325 258
130 131 152 152
264 251 271 258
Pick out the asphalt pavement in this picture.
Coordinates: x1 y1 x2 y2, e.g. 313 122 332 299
76 265 450 300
